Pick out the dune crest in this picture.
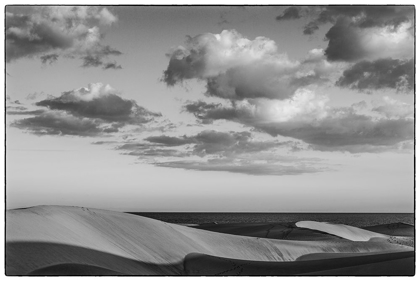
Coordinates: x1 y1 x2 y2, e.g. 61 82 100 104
296 221 389 241
6 206 413 275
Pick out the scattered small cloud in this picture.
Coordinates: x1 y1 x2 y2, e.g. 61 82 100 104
276 7 302 21
40 54 59 65
102 61 122 70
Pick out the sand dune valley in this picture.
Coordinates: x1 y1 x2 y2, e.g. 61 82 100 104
6 205 414 276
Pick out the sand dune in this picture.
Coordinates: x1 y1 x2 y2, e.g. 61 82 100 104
296 221 389 241
6 206 414 275
192 222 343 240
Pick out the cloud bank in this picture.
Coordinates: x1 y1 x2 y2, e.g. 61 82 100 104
116 130 325 176
182 89 413 153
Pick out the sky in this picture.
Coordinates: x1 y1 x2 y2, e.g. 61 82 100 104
5 5 415 212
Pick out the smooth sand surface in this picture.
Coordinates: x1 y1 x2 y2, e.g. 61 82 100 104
193 222 343 240
6 206 414 276
296 221 389 241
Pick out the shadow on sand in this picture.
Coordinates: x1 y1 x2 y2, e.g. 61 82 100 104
6 241 414 276
6 242 183 276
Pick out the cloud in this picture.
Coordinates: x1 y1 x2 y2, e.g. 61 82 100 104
336 58 414 92
26 91 45 101
11 111 105 136
40 54 58 65
7 109 45 115
6 6 121 67
372 96 414 119
163 30 336 100
155 159 323 176
10 83 163 137
302 6 414 35
144 135 194 146
182 90 414 153
144 130 286 157
116 129 326 175
81 47 122 69
279 7 414 62
102 61 122 70
185 89 329 124
324 18 413 62
36 83 161 123
82 55 103 67
276 7 302 21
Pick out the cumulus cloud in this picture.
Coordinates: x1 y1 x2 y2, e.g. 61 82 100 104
336 58 414 92
6 6 122 68
182 89 413 153
163 30 336 100
36 83 161 123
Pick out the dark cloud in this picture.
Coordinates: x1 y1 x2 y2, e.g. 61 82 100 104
144 135 194 146
82 55 103 68
183 101 245 124
336 58 414 92
6 6 121 67
103 62 122 70
323 18 367 62
82 47 122 69
36 83 161 123
11 111 104 136
40 54 59 65
276 7 302 21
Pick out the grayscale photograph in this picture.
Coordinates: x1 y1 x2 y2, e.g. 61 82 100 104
5 5 415 276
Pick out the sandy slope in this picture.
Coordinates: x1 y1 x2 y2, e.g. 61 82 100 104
6 206 414 275
296 221 389 241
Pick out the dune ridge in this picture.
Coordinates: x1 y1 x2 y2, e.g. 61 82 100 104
6 205 414 275
296 221 389 241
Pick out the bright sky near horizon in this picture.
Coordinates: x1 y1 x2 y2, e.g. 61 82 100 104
5 6 414 212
